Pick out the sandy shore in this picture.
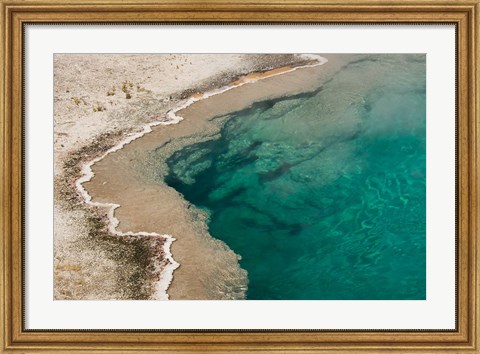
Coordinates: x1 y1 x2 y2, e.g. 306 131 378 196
53 54 325 300
72 54 361 300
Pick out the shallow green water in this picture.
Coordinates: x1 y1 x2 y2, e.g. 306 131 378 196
165 54 426 300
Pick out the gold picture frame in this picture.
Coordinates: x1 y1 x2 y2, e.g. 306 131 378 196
1 0 478 352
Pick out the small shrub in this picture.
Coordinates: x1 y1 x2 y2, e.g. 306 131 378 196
121 81 134 92
107 86 116 96
72 97 80 106
93 102 105 112
122 80 134 99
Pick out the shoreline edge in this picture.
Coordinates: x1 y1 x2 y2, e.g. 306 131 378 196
75 54 328 300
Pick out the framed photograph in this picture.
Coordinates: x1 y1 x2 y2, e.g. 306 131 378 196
1 0 479 352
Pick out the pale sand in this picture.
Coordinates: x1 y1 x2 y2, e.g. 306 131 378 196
82 54 360 299
54 54 317 299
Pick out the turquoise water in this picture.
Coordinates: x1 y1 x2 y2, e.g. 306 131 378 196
165 55 426 300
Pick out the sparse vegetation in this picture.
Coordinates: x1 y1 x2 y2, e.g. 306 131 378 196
107 86 116 96
93 102 105 112
72 96 81 105
121 80 134 99
121 81 130 93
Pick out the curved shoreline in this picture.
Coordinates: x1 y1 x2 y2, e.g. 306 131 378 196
75 54 328 299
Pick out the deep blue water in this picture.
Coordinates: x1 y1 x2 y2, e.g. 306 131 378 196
164 55 426 300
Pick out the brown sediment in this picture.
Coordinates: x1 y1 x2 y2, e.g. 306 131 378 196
229 60 318 86
54 207 166 300
82 54 357 299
